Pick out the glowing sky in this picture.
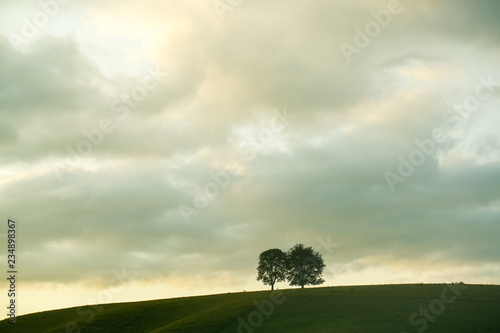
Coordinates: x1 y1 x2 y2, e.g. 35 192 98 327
1 0 499 317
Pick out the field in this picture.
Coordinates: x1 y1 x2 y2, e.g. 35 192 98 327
1 284 499 332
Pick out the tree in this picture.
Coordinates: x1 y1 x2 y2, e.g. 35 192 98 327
257 248 287 290
286 244 325 288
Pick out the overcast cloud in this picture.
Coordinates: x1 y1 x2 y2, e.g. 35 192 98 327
0 0 499 316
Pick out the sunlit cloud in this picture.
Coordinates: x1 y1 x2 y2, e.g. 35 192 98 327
1 0 499 318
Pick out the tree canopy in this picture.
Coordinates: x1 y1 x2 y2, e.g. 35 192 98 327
256 248 287 290
286 243 325 288
257 244 325 289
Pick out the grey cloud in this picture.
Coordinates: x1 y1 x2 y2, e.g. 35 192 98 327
0 0 499 294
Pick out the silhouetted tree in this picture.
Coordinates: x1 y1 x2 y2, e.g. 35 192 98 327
257 249 287 290
286 244 325 288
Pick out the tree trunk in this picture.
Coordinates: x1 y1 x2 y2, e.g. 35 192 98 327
271 284 274 291
301 285 304 289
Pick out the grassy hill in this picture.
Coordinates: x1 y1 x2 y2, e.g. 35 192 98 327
1 284 499 332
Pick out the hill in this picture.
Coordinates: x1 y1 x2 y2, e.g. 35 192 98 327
1 284 499 332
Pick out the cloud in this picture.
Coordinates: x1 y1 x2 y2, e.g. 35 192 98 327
0 0 499 316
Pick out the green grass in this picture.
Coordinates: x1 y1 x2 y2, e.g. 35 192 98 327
1 284 499 332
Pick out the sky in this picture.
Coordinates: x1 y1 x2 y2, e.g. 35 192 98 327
1 0 499 317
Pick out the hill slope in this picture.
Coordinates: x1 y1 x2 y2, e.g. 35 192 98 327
1 284 499 332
